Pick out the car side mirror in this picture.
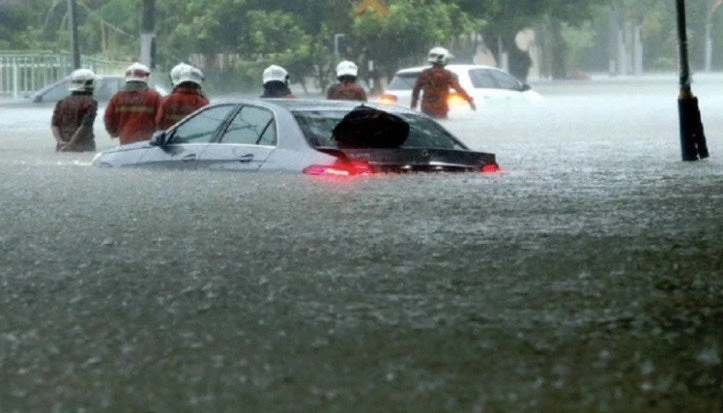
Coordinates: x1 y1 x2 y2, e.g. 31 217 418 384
520 83 532 92
149 130 167 146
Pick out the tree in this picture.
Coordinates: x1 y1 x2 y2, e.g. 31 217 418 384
457 0 600 79
351 0 480 80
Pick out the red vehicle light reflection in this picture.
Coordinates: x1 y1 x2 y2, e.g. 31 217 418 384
378 93 398 105
447 92 468 108
303 159 373 177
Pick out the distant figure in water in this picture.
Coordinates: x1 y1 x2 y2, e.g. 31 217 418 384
156 63 209 130
411 47 475 119
51 68 99 152
327 60 367 101
260 65 295 98
104 62 163 145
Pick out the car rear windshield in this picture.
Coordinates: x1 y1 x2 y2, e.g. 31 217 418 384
294 110 467 150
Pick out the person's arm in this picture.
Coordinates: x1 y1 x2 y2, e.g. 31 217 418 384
51 126 65 147
51 102 66 147
155 101 166 130
103 97 118 138
411 73 425 109
62 125 91 150
449 75 476 111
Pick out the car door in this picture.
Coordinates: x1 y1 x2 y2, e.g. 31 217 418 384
195 105 276 171
135 104 237 169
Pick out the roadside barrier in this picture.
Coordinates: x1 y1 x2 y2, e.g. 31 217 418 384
0 51 128 99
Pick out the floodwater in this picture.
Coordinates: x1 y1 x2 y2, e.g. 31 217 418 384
1 76 721 412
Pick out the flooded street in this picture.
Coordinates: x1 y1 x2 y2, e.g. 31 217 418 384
1 77 721 412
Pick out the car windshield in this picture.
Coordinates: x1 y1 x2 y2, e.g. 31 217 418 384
387 72 419 90
294 110 467 150
387 70 460 91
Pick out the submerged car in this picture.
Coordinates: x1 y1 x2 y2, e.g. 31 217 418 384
379 64 542 112
91 99 499 175
26 75 168 103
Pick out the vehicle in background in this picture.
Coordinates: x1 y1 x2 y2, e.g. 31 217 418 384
379 64 542 114
91 99 499 175
26 75 168 104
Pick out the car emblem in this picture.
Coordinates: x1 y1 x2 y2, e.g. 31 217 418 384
421 150 429 158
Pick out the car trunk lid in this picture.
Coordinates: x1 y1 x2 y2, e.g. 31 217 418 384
317 147 497 173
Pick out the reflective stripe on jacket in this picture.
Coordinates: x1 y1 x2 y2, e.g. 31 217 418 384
104 87 163 145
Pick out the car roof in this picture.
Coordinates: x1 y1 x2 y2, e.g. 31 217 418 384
231 98 419 115
29 74 168 99
394 64 500 75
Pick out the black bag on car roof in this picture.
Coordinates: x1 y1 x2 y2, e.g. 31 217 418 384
332 105 409 149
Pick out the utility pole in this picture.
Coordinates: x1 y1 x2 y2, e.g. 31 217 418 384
676 0 709 161
704 0 722 71
67 0 80 70
140 0 156 68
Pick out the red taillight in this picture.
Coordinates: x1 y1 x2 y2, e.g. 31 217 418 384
303 159 373 176
480 163 500 173
378 93 398 105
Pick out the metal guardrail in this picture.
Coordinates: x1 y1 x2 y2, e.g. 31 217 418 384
0 51 130 99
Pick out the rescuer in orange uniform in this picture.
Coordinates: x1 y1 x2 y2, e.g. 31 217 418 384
327 60 367 101
156 63 209 130
104 62 163 145
411 47 476 119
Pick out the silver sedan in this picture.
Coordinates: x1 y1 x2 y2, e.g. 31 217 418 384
91 99 499 175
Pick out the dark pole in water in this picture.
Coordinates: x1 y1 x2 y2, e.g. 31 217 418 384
67 0 80 70
141 0 156 68
675 0 710 161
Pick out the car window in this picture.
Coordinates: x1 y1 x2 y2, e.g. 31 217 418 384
294 110 466 150
403 115 466 149
219 106 276 145
169 104 236 144
257 118 277 146
387 72 420 90
95 77 122 100
42 81 70 102
489 70 523 90
469 69 498 89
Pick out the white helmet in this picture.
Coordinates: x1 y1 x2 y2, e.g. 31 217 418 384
124 62 151 83
262 65 289 85
336 60 358 79
176 64 204 87
169 63 189 87
427 47 453 65
68 68 98 92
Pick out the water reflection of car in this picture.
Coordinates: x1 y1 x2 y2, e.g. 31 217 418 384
379 64 542 113
26 75 168 103
91 99 499 175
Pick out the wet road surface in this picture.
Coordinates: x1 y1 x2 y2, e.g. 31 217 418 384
1 76 721 412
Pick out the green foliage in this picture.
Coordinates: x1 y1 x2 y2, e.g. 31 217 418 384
243 10 312 90
6 0 723 88
352 0 480 77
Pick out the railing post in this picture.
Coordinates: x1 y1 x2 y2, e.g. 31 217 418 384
13 60 19 99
